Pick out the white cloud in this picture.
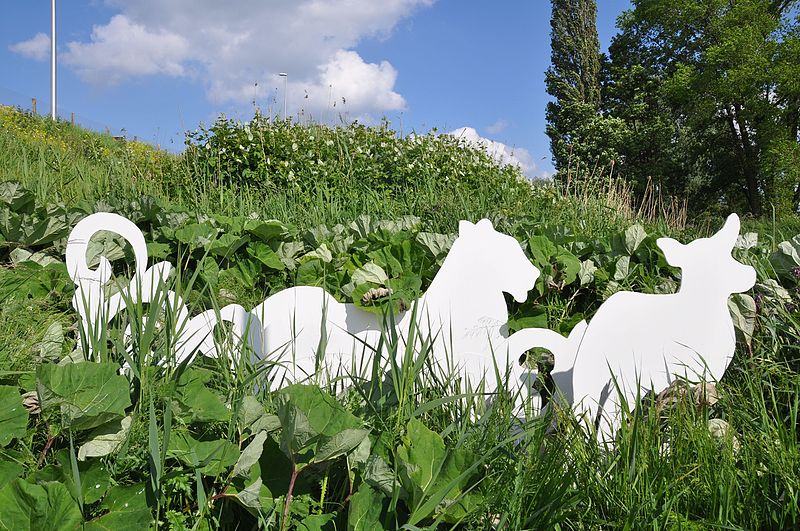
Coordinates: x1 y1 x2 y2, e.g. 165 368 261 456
485 119 508 134
448 127 538 179
9 33 51 61
14 0 433 117
62 15 191 85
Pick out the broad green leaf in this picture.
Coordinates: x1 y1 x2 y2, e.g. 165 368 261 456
613 255 631 281
174 368 231 423
277 385 367 466
0 460 23 486
34 322 63 362
276 241 306 269
624 224 647 254
0 208 22 242
397 418 481 523
377 215 421 233
297 513 336 531
771 236 800 277
219 259 260 290
238 395 266 430
528 235 557 268
351 262 388 286
233 431 269 478
507 311 549 333
238 396 281 435
167 432 240 477
174 222 217 247
416 232 455 260
397 418 446 503
248 242 286 270
296 259 327 287
362 454 397 496
556 250 581 285
0 386 28 447
78 416 133 460
0 479 82 531
756 279 793 303
206 233 249 257
232 477 274 512
304 243 334 263
728 294 757 346
0 182 35 213
579 259 598 286
86 231 128 269
57 451 111 504
314 428 371 463
37 362 131 431
146 241 172 260
245 219 289 241
84 483 153 531
23 210 71 247
9 248 60 267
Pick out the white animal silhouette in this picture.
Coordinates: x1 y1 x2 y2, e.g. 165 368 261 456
66 212 250 365
66 214 539 396
250 219 540 389
505 214 756 440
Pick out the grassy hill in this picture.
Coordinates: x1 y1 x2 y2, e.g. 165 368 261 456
0 106 799 529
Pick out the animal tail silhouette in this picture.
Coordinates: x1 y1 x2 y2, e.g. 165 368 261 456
504 320 589 407
505 321 587 367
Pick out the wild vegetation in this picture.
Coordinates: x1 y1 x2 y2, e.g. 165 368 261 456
546 0 800 217
0 99 799 531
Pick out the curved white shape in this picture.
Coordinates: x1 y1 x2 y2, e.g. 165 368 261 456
514 214 756 440
250 219 540 393
64 211 753 443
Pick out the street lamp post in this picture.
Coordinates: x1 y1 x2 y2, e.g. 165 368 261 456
50 0 56 120
278 72 287 119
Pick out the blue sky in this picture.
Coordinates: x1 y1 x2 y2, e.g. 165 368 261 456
0 0 631 177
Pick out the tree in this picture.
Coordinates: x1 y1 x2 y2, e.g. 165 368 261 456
606 0 800 216
545 0 611 174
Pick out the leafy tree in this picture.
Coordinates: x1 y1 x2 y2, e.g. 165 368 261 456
546 0 623 175
606 0 800 216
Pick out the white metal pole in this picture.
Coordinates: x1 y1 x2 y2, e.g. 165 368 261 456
279 73 287 119
50 0 56 120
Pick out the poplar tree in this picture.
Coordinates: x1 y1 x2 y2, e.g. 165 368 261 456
545 0 603 173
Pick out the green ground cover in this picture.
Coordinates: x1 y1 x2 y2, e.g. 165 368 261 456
0 107 799 529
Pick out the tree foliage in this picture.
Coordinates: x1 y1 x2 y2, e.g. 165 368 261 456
546 0 614 173
603 0 800 215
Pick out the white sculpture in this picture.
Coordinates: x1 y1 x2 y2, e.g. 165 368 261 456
65 215 540 396
65 211 754 441
508 214 756 439
251 219 539 390
66 213 247 364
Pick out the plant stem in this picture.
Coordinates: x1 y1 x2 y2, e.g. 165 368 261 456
281 463 299 531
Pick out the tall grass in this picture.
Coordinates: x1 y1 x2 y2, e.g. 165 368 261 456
2 104 799 528
59 268 800 528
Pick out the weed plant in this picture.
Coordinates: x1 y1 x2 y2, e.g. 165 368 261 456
0 105 799 529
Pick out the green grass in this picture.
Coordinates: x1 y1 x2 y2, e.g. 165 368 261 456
0 106 799 529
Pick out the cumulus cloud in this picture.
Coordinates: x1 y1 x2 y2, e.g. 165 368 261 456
9 33 51 61
11 0 432 117
62 15 191 85
448 127 537 179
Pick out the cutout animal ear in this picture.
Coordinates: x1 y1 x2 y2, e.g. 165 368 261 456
459 220 476 236
657 237 685 266
475 219 494 231
717 213 741 248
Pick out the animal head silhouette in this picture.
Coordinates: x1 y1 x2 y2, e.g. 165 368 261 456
458 219 539 302
656 214 756 296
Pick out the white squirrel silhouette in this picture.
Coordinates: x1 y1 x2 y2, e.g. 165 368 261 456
504 214 756 440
